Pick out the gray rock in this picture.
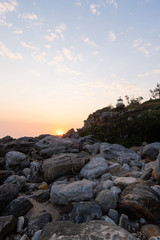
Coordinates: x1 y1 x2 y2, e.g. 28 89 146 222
0 183 19 212
5 151 26 169
43 153 89 183
114 177 138 190
102 180 114 189
0 215 17 239
30 161 43 183
149 237 160 240
139 142 160 161
110 186 122 196
100 142 141 162
38 220 137 240
101 215 116 225
95 189 117 213
60 201 102 223
35 136 80 158
119 213 128 230
31 230 42 240
121 163 130 172
28 213 52 238
108 209 119 224
2 197 33 217
17 216 24 233
20 235 29 240
23 168 31 177
80 156 108 179
33 191 50 203
5 175 26 191
51 179 94 205
100 172 111 181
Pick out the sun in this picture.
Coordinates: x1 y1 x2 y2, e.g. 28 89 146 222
56 129 64 136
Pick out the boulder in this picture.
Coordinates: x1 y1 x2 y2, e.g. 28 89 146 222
2 197 33 217
141 224 160 239
100 142 141 162
0 183 19 212
60 201 102 223
118 182 160 222
95 189 117 213
0 137 35 157
139 142 160 161
38 220 137 240
5 151 27 169
42 153 89 183
80 155 108 179
5 175 26 191
114 177 139 190
27 213 52 238
35 136 81 158
30 161 43 183
0 215 17 239
33 191 50 203
51 179 94 205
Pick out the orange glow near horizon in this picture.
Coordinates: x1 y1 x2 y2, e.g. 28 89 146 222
56 129 64 136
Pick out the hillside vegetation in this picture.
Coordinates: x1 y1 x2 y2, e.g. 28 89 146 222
78 99 160 147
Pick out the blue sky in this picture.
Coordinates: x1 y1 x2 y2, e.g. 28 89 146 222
0 0 160 137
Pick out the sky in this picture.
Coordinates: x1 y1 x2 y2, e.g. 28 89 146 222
0 0 160 138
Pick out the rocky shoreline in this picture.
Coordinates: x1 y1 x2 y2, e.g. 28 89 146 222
0 133 160 240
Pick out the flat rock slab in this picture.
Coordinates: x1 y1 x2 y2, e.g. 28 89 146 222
38 220 137 240
118 182 160 222
114 177 139 190
100 142 141 162
42 153 89 183
51 179 94 205
80 156 108 179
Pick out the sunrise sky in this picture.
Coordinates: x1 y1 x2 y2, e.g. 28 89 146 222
0 0 160 138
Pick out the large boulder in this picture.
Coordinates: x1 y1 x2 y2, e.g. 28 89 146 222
38 220 137 240
5 175 26 191
118 182 160 222
80 155 108 179
42 153 89 183
0 137 35 157
51 179 94 205
35 136 81 158
5 151 27 169
0 215 17 239
0 183 19 212
60 201 102 223
95 189 117 214
27 213 52 238
2 197 33 217
100 142 141 162
139 142 160 161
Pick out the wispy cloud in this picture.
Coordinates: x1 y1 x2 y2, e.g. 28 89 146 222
49 52 64 65
152 68 160 74
89 4 100 15
57 64 82 76
32 52 46 62
83 37 97 47
30 69 40 77
45 24 67 42
132 39 142 48
108 31 116 42
13 29 23 35
107 0 118 8
19 13 38 21
63 48 73 61
0 18 12 27
138 46 149 57
44 44 51 49
0 0 18 16
75 2 82 7
0 41 23 60
21 42 39 51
